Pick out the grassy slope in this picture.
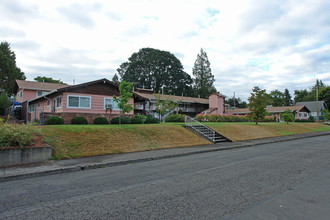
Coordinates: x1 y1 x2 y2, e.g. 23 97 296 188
35 122 330 159
206 122 330 142
36 124 211 159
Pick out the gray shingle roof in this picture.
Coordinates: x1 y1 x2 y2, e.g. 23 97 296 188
296 101 327 112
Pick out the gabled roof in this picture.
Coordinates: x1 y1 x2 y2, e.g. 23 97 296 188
225 106 310 114
15 80 69 92
134 91 209 104
26 78 119 103
296 101 327 112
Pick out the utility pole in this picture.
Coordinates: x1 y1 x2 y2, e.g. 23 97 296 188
233 92 236 108
316 84 319 122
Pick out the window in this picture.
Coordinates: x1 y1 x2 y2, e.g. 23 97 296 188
29 104 35 112
104 98 119 110
47 100 50 106
304 113 308 117
38 103 40 108
299 113 302 117
37 91 48 97
56 96 62 108
20 91 23 98
67 95 91 108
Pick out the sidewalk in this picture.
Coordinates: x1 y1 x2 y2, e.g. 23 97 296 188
1 131 329 182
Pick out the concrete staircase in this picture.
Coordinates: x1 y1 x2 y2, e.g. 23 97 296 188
184 116 231 144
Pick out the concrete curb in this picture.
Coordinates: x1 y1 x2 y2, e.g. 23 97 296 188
1 131 329 182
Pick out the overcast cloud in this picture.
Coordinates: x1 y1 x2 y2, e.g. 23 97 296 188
0 0 329 100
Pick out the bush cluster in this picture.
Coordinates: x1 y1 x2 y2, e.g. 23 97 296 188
165 114 185 122
0 123 34 148
196 113 276 123
111 116 131 124
294 116 315 123
45 116 64 125
93 117 109 124
145 117 160 124
71 116 88 124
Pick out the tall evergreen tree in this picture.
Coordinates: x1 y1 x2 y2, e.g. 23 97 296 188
0 42 26 96
192 48 216 98
112 73 119 84
284 88 292 106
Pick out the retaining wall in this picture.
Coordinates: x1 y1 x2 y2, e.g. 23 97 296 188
0 147 52 167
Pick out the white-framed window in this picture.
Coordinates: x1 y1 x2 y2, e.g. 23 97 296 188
67 95 91 109
56 96 62 108
38 103 40 108
20 91 23 98
29 104 36 112
37 91 48 97
104 98 120 110
299 113 302 117
47 100 50 106
304 113 308 117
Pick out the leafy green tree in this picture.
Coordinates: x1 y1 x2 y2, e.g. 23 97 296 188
248 86 270 125
154 92 179 122
117 48 193 96
294 80 327 103
113 80 134 125
192 48 216 98
322 109 330 121
319 86 330 109
34 76 67 84
112 73 119 84
0 92 11 115
281 109 294 124
294 89 310 102
225 97 247 108
0 42 26 96
284 88 292 106
268 89 285 107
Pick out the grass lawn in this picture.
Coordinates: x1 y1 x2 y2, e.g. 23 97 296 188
206 122 330 142
35 124 211 160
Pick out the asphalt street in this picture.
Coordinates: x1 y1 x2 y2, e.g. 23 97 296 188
0 135 329 219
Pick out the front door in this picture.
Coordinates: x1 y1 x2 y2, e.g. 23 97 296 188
52 99 56 113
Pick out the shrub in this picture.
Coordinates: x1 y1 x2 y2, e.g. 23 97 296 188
71 116 88 124
110 116 131 124
135 114 147 120
93 117 109 124
165 114 185 122
145 118 160 124
45 116 64 125
131 118 143 124
295 116 315 123
0 123 34 148
308 115 316 122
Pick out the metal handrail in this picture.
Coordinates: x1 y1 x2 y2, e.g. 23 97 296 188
185 116 215 142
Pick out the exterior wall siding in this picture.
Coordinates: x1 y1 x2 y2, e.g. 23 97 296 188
16 89 38 103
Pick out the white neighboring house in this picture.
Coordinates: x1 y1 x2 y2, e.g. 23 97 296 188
295 101 328 120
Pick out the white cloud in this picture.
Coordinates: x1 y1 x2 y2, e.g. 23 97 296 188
0 0 329 101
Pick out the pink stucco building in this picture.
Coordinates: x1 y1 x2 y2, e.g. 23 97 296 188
202 93 226 115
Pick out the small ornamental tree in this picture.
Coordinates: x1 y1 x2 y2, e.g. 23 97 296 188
323 109 330 121
281 109 294 124
154 92 179 122
248 86 270 125
113 80 134 125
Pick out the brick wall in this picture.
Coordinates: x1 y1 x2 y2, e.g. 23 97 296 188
44 112 133 124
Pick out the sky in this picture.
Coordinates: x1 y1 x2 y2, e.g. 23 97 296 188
1 0 330 101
